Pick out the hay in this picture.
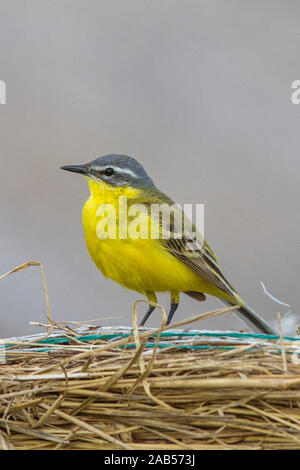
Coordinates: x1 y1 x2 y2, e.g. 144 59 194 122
1 261 300 450
1 311 300 450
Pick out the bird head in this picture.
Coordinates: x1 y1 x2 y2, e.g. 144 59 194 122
60 154 154 190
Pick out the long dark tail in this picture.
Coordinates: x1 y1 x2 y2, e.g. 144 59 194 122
184 291 276 335
225 301 276 335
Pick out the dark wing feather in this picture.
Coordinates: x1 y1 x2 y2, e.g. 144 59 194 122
164 235 236 299
132 188 237 300
184 291 206 301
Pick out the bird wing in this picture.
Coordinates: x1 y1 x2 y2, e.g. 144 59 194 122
163 233 236 299
138 189 237 299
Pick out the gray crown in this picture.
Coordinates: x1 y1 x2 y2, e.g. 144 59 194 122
88 154 155 188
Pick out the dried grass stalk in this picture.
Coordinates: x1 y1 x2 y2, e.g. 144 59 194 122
1 262 300 449
1 315 300 450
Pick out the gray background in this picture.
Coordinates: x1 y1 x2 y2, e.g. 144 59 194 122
0 0 299 338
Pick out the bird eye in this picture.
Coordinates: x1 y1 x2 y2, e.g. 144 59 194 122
104 167 114 176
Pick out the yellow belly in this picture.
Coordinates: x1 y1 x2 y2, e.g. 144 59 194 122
82 192 226 298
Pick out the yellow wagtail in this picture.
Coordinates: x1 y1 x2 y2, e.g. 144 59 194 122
61 154 274 334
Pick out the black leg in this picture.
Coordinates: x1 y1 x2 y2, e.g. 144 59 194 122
166 302 179 325
139 305 156 327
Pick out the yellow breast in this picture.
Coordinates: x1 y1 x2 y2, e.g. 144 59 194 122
81 178 207 295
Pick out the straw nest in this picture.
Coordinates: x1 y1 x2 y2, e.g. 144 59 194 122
1 305 300 450
1 262 300 450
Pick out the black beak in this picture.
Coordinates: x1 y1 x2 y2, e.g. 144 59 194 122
60 164 88 175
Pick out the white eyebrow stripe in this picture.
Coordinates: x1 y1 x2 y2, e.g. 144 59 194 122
117 167 138 178
93 165 138 178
